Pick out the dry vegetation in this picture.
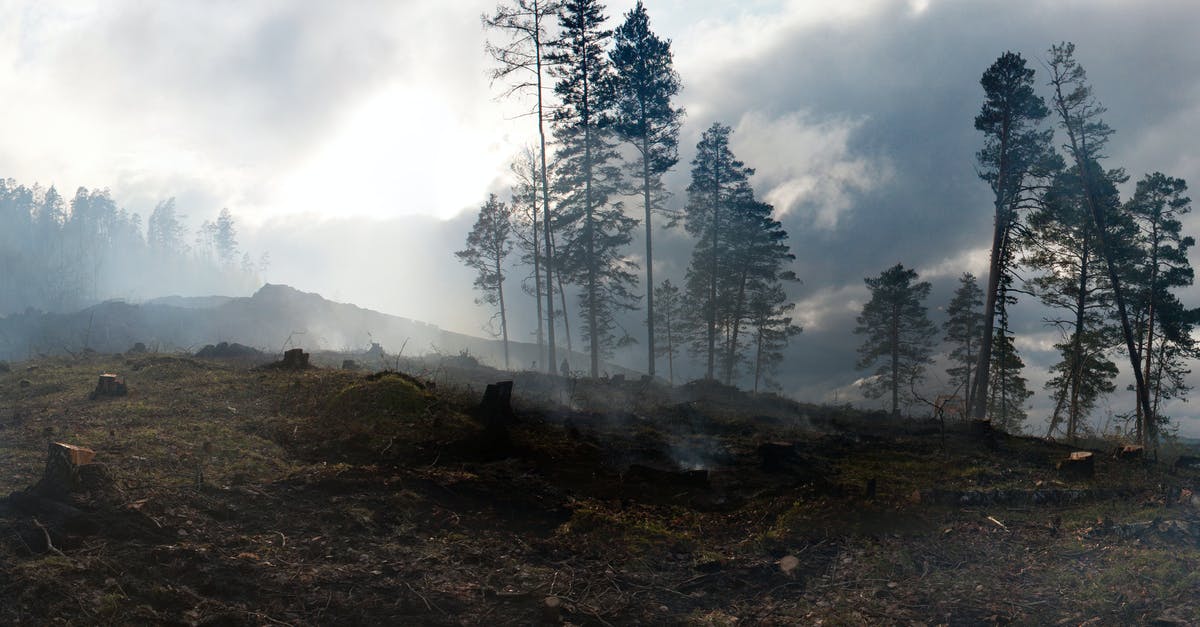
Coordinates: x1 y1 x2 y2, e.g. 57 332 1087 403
1 352 1199 625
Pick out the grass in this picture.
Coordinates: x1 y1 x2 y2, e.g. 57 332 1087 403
1 352 1199 625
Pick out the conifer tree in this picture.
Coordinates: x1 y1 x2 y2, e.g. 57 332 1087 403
855 264 936 418
971 51 1053 420
1127 172 1196 439
943 273 983 409
455 194 515 368
748 283 802 393
610 0 682 377
548 0 638 377
483 0 563 374
683 123 754 379
510 147 546 366
1025 166 1121 440
1047 42 1155 445
652 279 685 384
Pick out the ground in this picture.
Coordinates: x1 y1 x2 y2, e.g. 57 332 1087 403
1 352 1199 626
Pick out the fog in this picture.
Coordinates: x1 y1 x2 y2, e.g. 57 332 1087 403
2 0 1200 435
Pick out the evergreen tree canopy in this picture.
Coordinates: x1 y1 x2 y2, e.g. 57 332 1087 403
855 264 935 418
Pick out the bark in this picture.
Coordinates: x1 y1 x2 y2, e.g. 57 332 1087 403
642 128 655 377
971 115 1011 420
533 1 557 375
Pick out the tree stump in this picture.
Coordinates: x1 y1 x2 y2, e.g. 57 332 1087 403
472 381 515 453
1057 451 1095 480
757 441 798 472
33 442 96 498
91 373 127 398
1115 444 1144 461
971 419 998 450
281 348 310 369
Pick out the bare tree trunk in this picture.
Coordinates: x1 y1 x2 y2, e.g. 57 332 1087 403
971 118 1012 420
707 168 721 380
533 1 557 376
496 250 510 369
642 130 655 377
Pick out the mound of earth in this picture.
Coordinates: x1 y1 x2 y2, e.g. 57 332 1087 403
194 341 263 359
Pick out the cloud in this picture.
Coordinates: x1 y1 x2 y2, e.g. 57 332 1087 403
732 111 890 230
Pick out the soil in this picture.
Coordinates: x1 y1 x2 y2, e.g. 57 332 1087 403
1 353 1199 625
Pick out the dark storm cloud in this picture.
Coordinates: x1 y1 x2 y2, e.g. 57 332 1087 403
617 0 1200 429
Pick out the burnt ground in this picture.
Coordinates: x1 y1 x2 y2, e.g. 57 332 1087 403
2 354 1200 625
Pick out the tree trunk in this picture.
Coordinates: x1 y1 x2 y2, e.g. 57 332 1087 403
1053 80 1156 452
534 9 557 376
707 166 720 380
1139 225 1159 446
1068 238 1089 441
582 51 600 379
891 306 900 418
971 117 1011 420
642 116 656 377
531 186 545 369
724 265 749 385
495 250 509 370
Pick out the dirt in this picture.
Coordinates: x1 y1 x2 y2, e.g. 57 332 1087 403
1 353 1199 625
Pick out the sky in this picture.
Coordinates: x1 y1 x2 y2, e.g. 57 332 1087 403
3 0 1200 434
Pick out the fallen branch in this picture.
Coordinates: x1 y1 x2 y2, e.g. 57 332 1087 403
32 518 67 558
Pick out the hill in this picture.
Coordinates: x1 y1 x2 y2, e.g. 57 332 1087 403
0 284 611 374
1 352 1199 624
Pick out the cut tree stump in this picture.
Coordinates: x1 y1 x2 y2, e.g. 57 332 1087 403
91 373 127 398
1115 444 1145 461
476 381 515 450
281 348 310 369
33 442 95 497
1057 451 1095 480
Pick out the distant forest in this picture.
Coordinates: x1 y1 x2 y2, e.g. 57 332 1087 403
464 1 1197 447
0 182 261 314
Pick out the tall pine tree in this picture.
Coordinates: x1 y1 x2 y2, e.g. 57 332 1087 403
610 0 682 378
971 51 1053 420
683 123 754 379
483 0 563 374
549 0 638 377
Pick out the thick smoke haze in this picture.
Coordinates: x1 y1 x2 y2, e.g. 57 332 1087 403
3 1 1200 433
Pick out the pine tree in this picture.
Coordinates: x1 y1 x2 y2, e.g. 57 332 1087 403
549 0 638 377
483 0 563 374
715 197 798 385
214 208 238 267
147 198 188 255
455 194 515 368
1126 172 1195 439
1025 165 1122 440
610 0 682 378
986 326 1034 433
652 279 685 384
970 51 1053 420
510 147 546 367
855 264 936 418
942 273 983 409
1047 41 1156 446
683 123 754 379
747 283 802 393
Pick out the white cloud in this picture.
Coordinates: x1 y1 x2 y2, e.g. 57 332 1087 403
732 111 889 230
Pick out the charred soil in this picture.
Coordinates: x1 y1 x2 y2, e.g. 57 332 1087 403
1 354 1199 625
